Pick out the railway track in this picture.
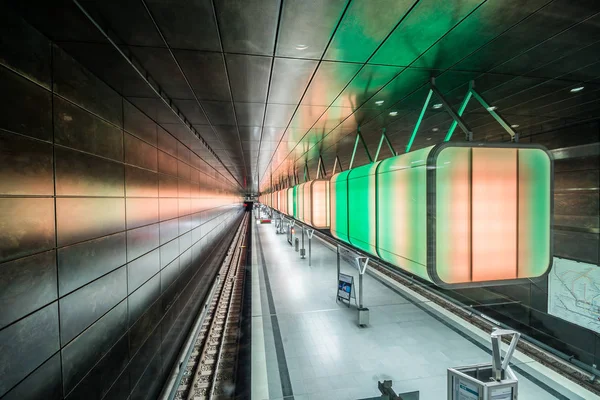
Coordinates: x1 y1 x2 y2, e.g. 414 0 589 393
175 214 249 400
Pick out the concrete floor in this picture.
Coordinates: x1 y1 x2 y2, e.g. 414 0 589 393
250 218 585 400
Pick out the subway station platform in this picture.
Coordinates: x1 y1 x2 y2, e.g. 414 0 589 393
250 218 596 400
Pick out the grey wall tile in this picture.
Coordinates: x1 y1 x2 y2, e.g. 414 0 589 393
56 198 125 246
124 100 157 146
55 147 124 197
59 266 127 345
0 66 52 141
128 249 160 293
125 165 158 197
1 353 62 400
127 223 160 262
53 45 122 126
0 197 55 263
126 197 159 229
54 96 123 161
0 250 57 329
61 300 128 394
0 130 53 195
58 232 127 296
0 303 60 397
129 274 160 327
124 133 158 171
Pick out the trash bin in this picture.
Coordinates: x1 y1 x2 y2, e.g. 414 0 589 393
294 237 299 252
447 329 520 399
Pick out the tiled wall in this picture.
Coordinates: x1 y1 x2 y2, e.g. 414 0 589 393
0 12 243 400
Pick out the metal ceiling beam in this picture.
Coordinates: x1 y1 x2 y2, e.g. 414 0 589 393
429 78 473 142
405 89 433 153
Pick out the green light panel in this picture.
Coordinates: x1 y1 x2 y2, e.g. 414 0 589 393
330 170 350 244
348 162 379 254
376 146 432 282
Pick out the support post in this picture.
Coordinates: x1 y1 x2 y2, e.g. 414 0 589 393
332 155 343 175
307 229 314 266
355 257 370 327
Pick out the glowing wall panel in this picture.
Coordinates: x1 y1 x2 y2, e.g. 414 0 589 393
348 162 379 255
330 171 350 243
303 182 311 224
296 183 304 221
518 148 552 278
431 144 553 287
471 148 518 281
310 180 330 229
377 147 432 281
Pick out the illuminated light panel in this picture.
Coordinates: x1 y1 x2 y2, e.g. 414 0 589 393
435 147 471 284
348 162 379 255
376 146 432 281
303 182 311 224
311 180 330 229
472 148 518 281
296 183 304 221
330 171 350 244
518 148 551 278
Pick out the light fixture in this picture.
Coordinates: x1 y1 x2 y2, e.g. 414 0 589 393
487 106 497 111
295 44 308 51
432 128 439 132
389 111 398 116
432 103 443 109
426 137 432 141
570 86 584 93
375 100 385 105
510 124 519 128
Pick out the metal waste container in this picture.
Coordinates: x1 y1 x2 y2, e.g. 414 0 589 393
447 329 520 400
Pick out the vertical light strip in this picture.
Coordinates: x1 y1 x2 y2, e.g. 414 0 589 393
472 148 517 281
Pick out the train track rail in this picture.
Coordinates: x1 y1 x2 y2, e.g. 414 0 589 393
175 214 249 400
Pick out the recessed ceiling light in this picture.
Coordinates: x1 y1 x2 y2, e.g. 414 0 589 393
570 86 584 93
426 137 432 141
432 128 439 132
510 124 519 128
295 44 308 51
375 100 384 105
389 111 398 116
432 103 443 109
487 106 497 111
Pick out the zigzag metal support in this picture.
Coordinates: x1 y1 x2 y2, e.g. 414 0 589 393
444 80 518 142
316 155 327 179
332 155 343 175
374 128 397 162
349 127 372 170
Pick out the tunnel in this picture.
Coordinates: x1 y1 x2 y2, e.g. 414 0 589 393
0 1 599 400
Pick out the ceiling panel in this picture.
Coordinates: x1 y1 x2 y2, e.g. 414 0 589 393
276 0 348 58
128 46 194 99
300 61 362 106
14 0 600 193
235 103 266 126
370 0 484 66
324 0 417 63
268 58 318 104
225 54 272 103
201 101 236 125
214 0 281 55
146 0 221 51
174 50 231 101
